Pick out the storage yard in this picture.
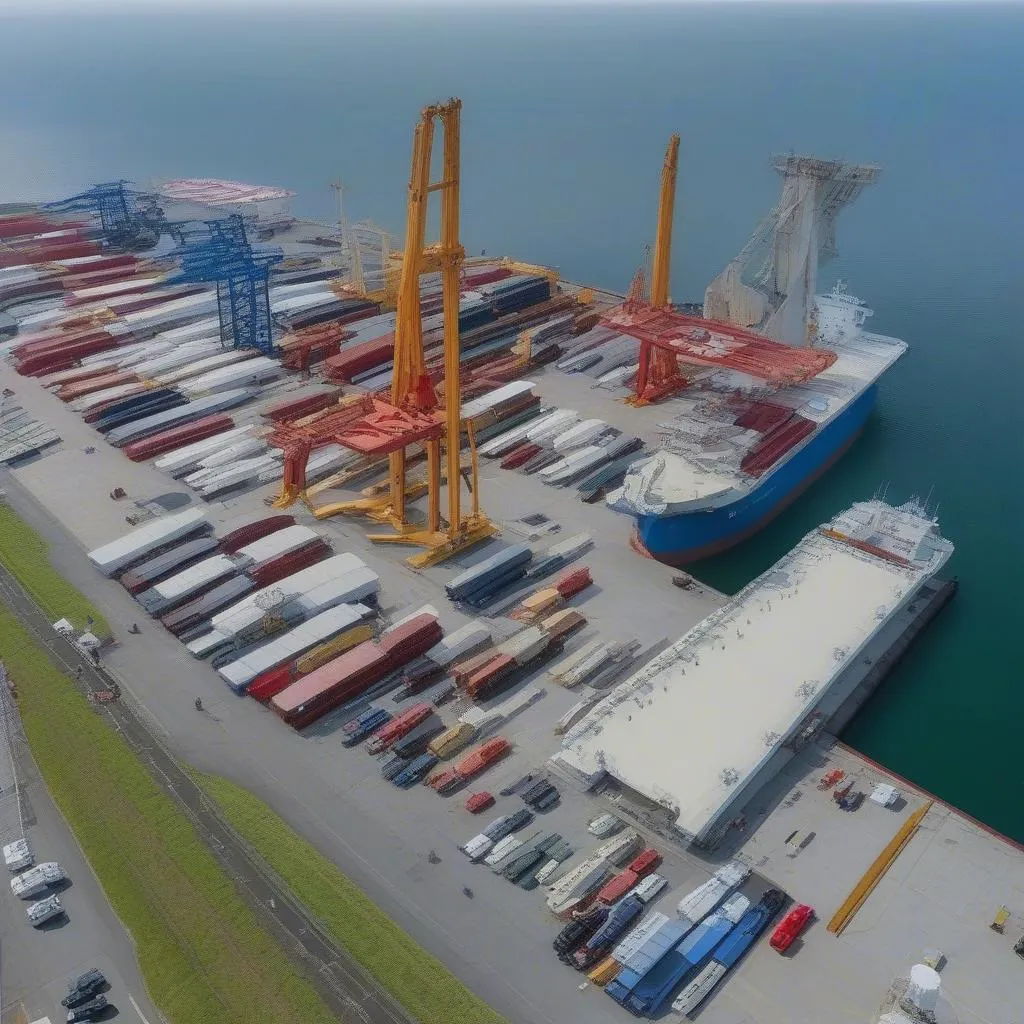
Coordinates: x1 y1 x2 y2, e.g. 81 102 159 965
2 343 1021 1024
1 109 1022 1024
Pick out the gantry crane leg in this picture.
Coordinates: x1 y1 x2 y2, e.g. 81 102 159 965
368 99 496 567
624 134 688 407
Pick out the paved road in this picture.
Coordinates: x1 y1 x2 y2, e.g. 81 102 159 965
0 597 159 1024
0 531 413 1024
0 749 159 1024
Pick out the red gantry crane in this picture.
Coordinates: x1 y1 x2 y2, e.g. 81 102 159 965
602 136 836 406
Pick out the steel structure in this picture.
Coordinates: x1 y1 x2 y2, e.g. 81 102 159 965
169 214 284 356
270 98 494 567
45 180 161 251
704 155 881 345
602 138 838 404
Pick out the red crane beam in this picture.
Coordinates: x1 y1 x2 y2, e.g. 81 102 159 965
601 300 837 403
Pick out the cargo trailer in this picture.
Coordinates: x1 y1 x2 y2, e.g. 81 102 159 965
87 508 209 577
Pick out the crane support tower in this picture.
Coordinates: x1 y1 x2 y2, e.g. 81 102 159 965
704 155 881 346
169 214 284 356
602 138 839 404
269 98 495 568
45 180 162 251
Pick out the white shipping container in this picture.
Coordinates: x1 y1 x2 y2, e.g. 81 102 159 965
87 508 208 576
217 603 370 692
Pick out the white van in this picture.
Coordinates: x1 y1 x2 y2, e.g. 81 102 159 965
3 839 33 874
11 862 65 899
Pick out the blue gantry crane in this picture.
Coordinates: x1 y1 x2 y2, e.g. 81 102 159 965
167 214 284 357
44 180 162 251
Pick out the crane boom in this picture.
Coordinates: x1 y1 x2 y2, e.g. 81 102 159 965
650 134 679 309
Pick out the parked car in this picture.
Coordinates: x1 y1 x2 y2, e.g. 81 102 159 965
769 903 815 952
11 861 65 899
66 995 108 1022
27 894 64 927
62 968 107 1008
587 813 622 838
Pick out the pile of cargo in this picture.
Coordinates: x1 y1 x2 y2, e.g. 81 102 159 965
322 272 565 391
366 702 434 755
460 808 535 862
450 625 558 702
341 706 392 747
547 637 643 690
595 848 662 906
220 604 374 694
445 544 533 607
87 508 212 577
457 685 544 738
135 524 325 616
569 895 646 971
509 566 593 622
119 536 221 594
544 830 643 918
392 619 492 700
270 614 442 730
427 736 511 794
481 404 647 497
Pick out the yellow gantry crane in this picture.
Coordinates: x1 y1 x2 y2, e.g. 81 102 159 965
317 98 495 566
623 133 686 406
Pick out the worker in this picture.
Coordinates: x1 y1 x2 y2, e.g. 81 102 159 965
129 623 140 634
195 696 203 712
462 886 474 899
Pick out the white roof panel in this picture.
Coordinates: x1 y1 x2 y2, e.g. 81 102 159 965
553 501 953 839
87 508 208 576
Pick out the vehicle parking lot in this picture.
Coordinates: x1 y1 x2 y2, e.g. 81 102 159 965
0 712 157 1024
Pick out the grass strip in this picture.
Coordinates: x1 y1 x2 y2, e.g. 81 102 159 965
0 504 110 636
195 771 508 1024
2 609 339 1024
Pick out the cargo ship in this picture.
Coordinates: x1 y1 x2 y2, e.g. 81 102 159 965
553 497 955 846
594 154 904 565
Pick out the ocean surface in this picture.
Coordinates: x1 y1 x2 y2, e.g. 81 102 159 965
0 2 1021 840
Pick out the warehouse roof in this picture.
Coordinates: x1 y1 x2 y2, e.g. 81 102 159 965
552 501 953 840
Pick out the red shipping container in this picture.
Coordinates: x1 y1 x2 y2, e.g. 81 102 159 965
249 539 329 588
271 642 390 728
218 514 296 554
121 415 235 462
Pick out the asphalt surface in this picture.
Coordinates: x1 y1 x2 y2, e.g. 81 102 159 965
0 543 412 1024
0 698 159 1024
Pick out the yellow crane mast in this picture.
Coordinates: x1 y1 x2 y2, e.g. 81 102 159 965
367 98 496 566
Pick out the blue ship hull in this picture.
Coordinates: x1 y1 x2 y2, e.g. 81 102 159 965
632 386 878 566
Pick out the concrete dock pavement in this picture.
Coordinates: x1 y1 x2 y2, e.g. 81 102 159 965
1 353 1022 1024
